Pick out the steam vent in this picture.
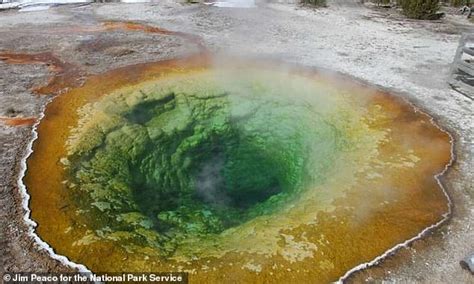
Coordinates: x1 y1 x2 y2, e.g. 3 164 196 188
22 55 452 283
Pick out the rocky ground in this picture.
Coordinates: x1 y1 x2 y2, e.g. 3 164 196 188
0 1 473 283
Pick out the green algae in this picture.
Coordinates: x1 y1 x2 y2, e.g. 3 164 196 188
64 69 359 258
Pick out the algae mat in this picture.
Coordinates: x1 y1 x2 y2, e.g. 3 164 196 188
24 55 452 283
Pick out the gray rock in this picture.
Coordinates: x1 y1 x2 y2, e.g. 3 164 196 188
460 252 474 274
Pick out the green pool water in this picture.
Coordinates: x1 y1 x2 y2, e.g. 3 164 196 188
26 61 451 282
64 69 356 258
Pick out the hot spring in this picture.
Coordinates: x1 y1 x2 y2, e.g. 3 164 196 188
24 55 452 283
